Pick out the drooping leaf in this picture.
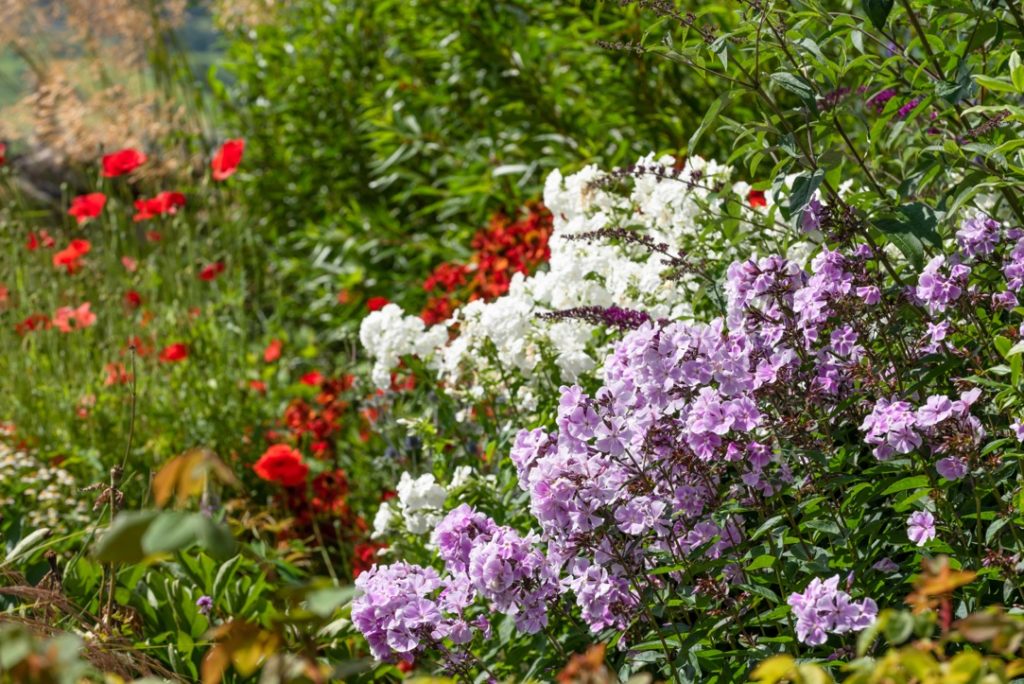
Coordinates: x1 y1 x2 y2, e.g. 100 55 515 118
861 0 895 30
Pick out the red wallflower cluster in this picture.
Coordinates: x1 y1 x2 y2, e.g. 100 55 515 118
277 374 356 458
420 203 552 324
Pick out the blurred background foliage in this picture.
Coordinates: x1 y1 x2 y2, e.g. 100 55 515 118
216 0 740 324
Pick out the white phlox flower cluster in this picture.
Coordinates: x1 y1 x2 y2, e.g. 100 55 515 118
360 153 736 393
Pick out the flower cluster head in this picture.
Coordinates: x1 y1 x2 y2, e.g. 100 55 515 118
464 526 559 634
432 504 499 574
352 562 475 664
395 472 448 534
787 576 877 646
861 398 921 460
359 304 447 389
915 256 969 314
957 214 1001 258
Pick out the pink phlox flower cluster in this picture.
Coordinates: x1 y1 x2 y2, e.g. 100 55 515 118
787 576 877 646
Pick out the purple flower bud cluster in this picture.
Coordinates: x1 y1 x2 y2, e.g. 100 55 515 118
868 88 897 113
787 576 877 645
896 97 922 120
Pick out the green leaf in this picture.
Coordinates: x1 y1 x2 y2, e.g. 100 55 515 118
861 0 894 30
94 511 235 563
0 528 52 569
769 71 817 107
1010 52 1024 93
874 203 941 269
688 92 731 154
881 475 930 495
93 511 160 563
746 555 777 571
785 169 825 220
973 74 1016 93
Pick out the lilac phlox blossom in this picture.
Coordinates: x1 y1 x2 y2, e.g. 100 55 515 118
566 560 638 632
802 195 825 231
994 291 1019 310
433 504 498 574
907 511 936 546
466 526 559 633
936 457 968 481
787 576 877 645
916 256 969 315
957 215 1001 258
921 321 949 354
829 324 862 359
908 390 983 480
1003 238 1024 291
1012 420 1024 442
352 562 474 662
856 286 881 305
861 397 921 460
915 395 954 427
872 557 899 573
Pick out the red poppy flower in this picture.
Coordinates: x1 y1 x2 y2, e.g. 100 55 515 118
366 296 390 312
52 302 96 333
104 362 132 386
124 290 142 309
747 189 768 208
0 142 5 166
300 371 323 387
248 379 267 393
146 231 162 242
68 193 107 223
26 232 38 251
158 342 188 363
15 313 49 335
198 261 226 281
253 444 308 487
0 285 7 307
133 191 186 221
121 256 138 272
123 335 153 357
211 139 244 181
263 339 282 363
52 239 91 274
101 148 147 177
